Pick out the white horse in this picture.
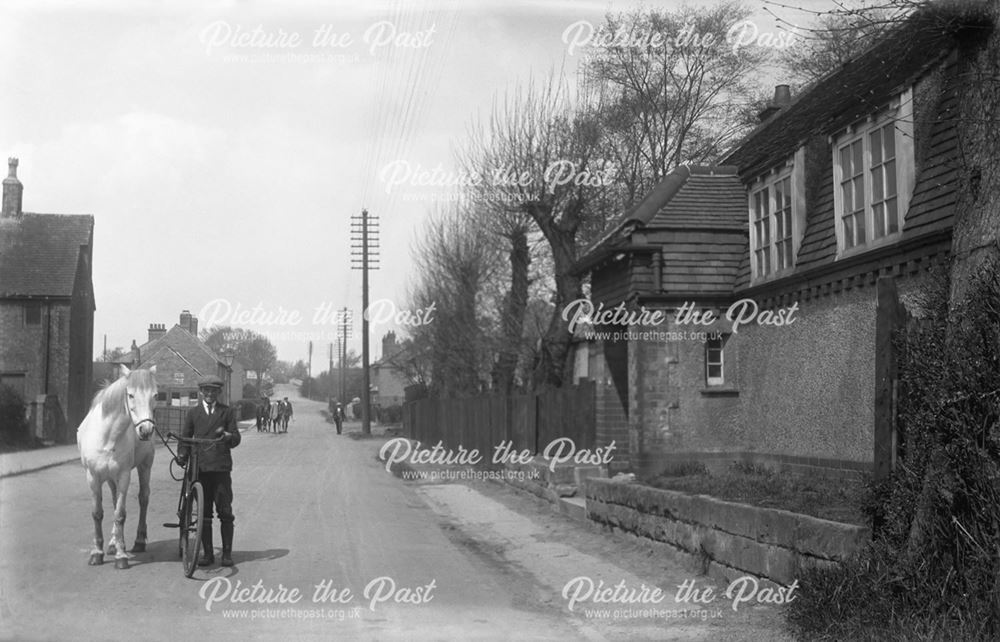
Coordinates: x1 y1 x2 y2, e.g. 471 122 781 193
77 365 157 569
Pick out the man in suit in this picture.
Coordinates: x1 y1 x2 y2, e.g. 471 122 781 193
282 396 293 432
179 375 241 567
334 402 343 434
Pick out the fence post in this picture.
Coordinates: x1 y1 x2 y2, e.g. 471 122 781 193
874 276 906 487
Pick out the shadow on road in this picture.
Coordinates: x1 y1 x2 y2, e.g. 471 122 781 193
126 539 290 568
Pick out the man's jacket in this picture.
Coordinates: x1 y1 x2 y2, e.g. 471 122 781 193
181 403 241 472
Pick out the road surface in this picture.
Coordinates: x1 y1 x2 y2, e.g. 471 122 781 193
0 384 791 641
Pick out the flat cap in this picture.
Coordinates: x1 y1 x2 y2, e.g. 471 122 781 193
197 374 225 389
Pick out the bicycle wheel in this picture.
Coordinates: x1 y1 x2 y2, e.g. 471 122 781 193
177 495 184 558
181 482 205 578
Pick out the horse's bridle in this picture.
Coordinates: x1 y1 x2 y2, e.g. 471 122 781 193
123 388 156 440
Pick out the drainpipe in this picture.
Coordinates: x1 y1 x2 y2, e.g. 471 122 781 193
44 301 52 394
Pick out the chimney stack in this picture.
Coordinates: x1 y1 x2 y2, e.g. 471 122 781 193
2 158 23 218
381 331 397 359
179 310 193 334
758 84 792 122
148 323 166 342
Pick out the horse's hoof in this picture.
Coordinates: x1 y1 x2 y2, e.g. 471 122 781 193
130 542 146 553
114 557 129 570
89 553 104 566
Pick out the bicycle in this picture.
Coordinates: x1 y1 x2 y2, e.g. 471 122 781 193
159 431 224 578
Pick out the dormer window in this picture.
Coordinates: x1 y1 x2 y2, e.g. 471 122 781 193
748 149 805 281
833 88 915 254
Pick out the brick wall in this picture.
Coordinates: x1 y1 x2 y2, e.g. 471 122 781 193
589 339 630 472
628 315 741 476
0 300 74 441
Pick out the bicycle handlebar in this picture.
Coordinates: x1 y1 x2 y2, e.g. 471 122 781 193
167 432 227 446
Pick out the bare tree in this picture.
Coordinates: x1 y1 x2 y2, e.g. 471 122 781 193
98 346 127 362
457 103 546 393
475 75 613 389
201 326 277 396
584 2 769 208
407 202 503 396
771 2 903 86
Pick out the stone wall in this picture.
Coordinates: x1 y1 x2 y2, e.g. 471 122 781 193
586 478 869 585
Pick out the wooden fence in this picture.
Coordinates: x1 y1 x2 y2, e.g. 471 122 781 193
403 380 596 461
153 406 188 436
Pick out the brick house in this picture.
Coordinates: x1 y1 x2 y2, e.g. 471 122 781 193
119 310 245 408
575 6 988 477
372 331 411 408
0 158 94 441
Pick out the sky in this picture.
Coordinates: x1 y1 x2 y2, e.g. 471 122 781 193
0 0 832 369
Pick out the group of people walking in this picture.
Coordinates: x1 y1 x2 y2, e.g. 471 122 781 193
255 396 293 433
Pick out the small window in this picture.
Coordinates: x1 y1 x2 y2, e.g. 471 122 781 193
24 304 41 326
705 336 726 386
171 392 181 407
189 392 198 406
156 392 167 404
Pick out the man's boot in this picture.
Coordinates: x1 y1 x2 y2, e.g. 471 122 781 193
221 521 234 567
199 522 214 566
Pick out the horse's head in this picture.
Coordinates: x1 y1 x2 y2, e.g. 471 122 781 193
120 365 158 440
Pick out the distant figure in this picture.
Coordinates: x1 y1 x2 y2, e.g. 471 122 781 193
333 403 344 435
282 397 293 432
256 398 268 432
270 400 282 432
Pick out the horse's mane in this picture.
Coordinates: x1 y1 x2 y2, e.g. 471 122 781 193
91 369 156 416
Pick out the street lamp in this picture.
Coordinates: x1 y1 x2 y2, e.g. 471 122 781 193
221 349 235 404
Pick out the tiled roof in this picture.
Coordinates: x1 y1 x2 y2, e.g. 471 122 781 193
647 169 746 229
137 325 222 376
722 4 988 179
0 213 94 297
577 165 745 271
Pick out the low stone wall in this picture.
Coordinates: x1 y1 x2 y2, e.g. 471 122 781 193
503 458 607 503
586 478 870 585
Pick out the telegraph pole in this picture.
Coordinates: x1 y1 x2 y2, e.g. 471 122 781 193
351 208 379 434
337 307 353 405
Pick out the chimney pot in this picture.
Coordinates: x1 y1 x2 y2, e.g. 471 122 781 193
148 323 167 342
773 84 791 106
2 157 23 218
758 84 792 123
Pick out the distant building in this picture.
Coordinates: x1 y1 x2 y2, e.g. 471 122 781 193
372 331 411 408
110 310 245 407
0 158 94 442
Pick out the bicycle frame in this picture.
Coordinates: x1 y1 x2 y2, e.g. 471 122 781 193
159 431 223 578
